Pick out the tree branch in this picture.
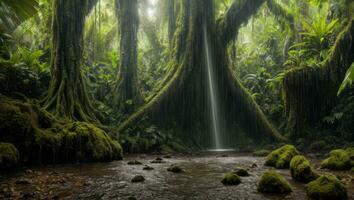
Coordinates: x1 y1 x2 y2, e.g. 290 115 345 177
217 0 265 45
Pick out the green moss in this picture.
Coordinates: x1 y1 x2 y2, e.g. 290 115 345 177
290 155 318 183
0 100 35 147
61 122 123 162
306 174 347 200
345 147 354 167
221 173 241 185
257 170 292 194
265 145 299 169
321 149 351 170
0 142 19 171
253 149 270 157
0 99 123 164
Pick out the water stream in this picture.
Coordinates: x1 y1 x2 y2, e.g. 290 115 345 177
203 24 222 149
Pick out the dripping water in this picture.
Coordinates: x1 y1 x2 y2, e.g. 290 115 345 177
203 24 221 149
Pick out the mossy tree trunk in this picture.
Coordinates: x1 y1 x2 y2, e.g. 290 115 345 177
113 0 141 115
43 0 98 122
118 0 286 146
283 20 354 138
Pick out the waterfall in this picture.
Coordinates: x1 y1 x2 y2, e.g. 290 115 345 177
203 24 222 149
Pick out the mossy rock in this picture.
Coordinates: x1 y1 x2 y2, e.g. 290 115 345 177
321 149 351 170
345 147 354 167
0 99 123 164
265 145 299 169
306 174 347 200
59 122 123 162
0 100 35 149
0 143 19 171
221 173 241 185
290 155 317 183
253 149 270 157
257 170 292 194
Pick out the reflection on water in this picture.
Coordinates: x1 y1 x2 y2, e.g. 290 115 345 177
0 153 353 200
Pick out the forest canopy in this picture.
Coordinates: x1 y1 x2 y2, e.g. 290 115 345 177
0 0 353 161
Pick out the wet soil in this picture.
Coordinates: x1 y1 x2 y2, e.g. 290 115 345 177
0 153 353 200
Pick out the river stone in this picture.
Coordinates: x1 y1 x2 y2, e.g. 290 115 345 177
127 160 143 165
221 173 241 185
306 174 347 200
151 157 166 163
167 165 183 173
257 171 292 194
131 175 145 183
143 165 154 170
234 168 249 177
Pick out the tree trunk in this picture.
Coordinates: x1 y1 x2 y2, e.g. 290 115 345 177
118 0 286 147
283 20 354 138
113 0 141 115
42 0 98 122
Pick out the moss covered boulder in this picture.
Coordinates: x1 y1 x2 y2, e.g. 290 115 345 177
257 171 292 194
0 143 19 171
345 147 354 167
253 149 270 157
0 99 123 164
61 122 123 162
321 149 351 170
306 174 347 200
290 156 318 183
265 145 299 169
221 173 241 185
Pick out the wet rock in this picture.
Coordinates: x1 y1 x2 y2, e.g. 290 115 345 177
234 168 249 177
321 149 351 170
221 173 241 185
257 170 292 194
290 155 318 183
167 165 183 173
15 178 32 185
21 192 35 199
163 155 172 159
252 149 270 157
150 157 166 163
265 145 299 169
128 197 137 200
0 142 19 171
143 165 154 170
250 163 258 168
127 160 143 165
306 174 347 200
131 175 145 183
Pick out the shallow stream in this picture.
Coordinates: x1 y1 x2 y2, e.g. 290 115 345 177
0 153 353 199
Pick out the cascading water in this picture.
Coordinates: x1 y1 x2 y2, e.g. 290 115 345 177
203 24 221 150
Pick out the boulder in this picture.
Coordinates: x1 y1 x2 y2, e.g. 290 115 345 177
257 171 292 194
306 174 347 200
290 155 318 183
265 145 299 169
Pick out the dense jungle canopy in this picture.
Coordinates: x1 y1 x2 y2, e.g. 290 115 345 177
1 0 354 199
0 1 354 198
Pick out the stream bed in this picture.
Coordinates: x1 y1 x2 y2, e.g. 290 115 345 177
0 152 353 200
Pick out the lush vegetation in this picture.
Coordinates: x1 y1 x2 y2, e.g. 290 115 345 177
0 0 353 166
